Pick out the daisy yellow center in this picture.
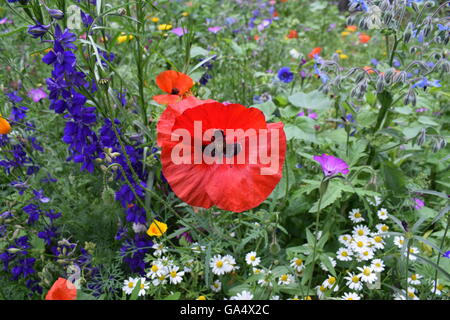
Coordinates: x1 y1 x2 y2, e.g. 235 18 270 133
407 291 415 298
170 271 177 278
347 297 353 300
158 275 165 281
363 251 369 256
213 283 219 288
328 277 336 285
342 251 348 257
140 283 145 289
363 268 371 276
216 261 223 268
250 256 256 261
357 230 364 236
128 282 134 288
280 275 288 282
197 296 206 300
343 236 348 240
399 239 404 245
151 265 159 272
381 225 389 232
375 263 381 267
352 276 359 283
295 259 303 266
254 269 261 274
357 241 364 248
374 236 382 243
409 248 415 253
319 285 326 292
411 274 417 280
355 212 361 218
437 284 444 291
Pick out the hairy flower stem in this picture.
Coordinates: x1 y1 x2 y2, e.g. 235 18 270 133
307 177 328 296
135 0 148 131
389 34 400 67
433 214 450 296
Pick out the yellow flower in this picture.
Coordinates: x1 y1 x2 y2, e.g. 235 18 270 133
158 24 172 31
335 49 343 54
339 54 349 59
341 31 350 37
117 33 134 44
197 295 206 300
181 12 189 17
147 219 168 237
151 17 159 23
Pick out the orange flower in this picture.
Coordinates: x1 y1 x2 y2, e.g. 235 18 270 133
308 47 322 59
287 30 298 39
153 70 194 105
253 34 260 41
359 33 371 44
272 10 278 17
45 278 77 300
0 117 11 135
345 25 358 32
363 66 375 74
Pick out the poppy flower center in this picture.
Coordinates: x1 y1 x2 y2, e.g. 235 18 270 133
202 130 242 158
171 88 180 95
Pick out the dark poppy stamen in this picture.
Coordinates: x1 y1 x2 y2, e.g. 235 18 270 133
171 88 180 95
202 130 242 158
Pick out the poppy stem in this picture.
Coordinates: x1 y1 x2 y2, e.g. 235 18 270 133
433 214 450 296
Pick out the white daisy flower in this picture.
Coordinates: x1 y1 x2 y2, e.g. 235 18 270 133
368 195 382 206
211 280 222 292
370 234 385 250
137 277 149 296
270 295 280 300
375 223 389 234
252 267 264 275
338 234 353 246
168 265 185 285
348 208 365 223
371 258 385 273
122 277 138 295
210 255 228 275
290 257 305 272
357 266 377 284
351 235 371 253
191 242 206 253
431 280 445 295
357 248 374 261
223 254 237 271
344 272 363 291
245 251 261 266
342 292 361 300
404 247 419 261
152 272 168 286
152 242 167 257
230 290 253 300
394 287 419 300
377 208 389 220
408 274 422 285
316 284 328 299
336 247 353 261
322 275 339 291
352 224 371 237
393 236 405 248
289 48 301 59
278 274 295 285
147 261 166 279
257 277 273 287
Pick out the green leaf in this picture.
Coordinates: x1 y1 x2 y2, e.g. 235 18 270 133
288 90 332 110
309 182 343 213
251 100 276 120
163 292 181 300
381 162 407 195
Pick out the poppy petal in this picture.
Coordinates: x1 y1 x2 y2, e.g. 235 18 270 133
155 70 194 95
45 278 77 300
153 94 181 105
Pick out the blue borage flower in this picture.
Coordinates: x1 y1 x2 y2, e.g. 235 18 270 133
277 67 294 83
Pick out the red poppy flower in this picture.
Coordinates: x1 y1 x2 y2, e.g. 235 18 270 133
308 47 322 59
287 30 298 39
45 278 77 300
358 33 371 44
153 70 194 105
157 96 216 147
160 102 286 212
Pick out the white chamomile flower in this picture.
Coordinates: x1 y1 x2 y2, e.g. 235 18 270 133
404 247 420 261
320 256 337 272
223 254 237 271
137 278 149 296
316 284 328 299
370 234 385 250
211 280 222 293
152 242 167 257
348 208 365 223
245 251 261 266
351 235 371 253
257 277 273 287
344 272 363 291
168 265 185 285
377 208 389 220
431 280 445 295
357 265 377 284
342 292 361 300
357 248 374 261
336 247 353 261
210 255 228 275
152 272 168 286
278 274 295 285
395 287 419 300
338 234 353 246
290 257 305 272
191 242 206 253
408 273 422 285
375 223 389 234
230 290 253 300
289 48 301 59
322 275 339 291
371 258 385 273
147 261 165 279
122 277 138 295
393 236 405 248
368 195 382 206
253 267 264 275
353 224 371 237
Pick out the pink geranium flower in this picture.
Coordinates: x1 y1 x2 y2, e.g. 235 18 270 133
313 154 349 176
208 26 222 34
27 88 48 102
171 27 187 37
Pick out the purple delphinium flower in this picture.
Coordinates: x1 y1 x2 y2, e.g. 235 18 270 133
208 26 222 34
171 27 187 36
313 154 349 176
443 251 450 259
33 189 50 203
27 88 48 102
27 23 50 39
277 67 294 83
